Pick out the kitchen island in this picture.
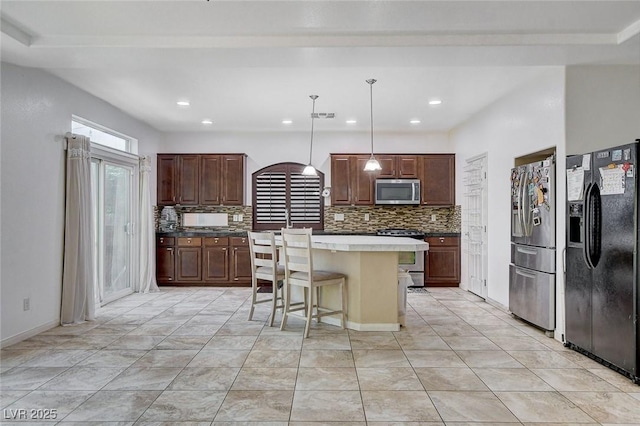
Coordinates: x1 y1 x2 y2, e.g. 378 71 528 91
289 235 429 332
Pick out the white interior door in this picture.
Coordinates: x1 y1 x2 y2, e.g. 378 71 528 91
91 146 139 305
463 154 488 299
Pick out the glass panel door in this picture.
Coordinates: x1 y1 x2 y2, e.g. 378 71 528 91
91 155 137 305
103 162 133 302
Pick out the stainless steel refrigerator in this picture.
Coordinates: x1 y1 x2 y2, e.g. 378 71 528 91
566 142 639 383
509 155 556 333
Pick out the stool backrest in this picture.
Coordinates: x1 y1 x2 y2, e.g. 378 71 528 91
281 228 313 278
247 231 278 271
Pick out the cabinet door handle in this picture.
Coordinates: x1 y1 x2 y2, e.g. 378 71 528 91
222 248 227 251
439 238 445 243
187 238 192 244
160 238 164 243
172 196 176 202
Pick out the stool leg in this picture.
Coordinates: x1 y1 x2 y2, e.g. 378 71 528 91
304 286 314 338
268 281 277 327
280 280 290 331
341 279 347 330
316 286 322 324
248 277 257 321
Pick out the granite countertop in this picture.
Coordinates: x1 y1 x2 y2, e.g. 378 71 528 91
278 235 429 252
424 232 461 237
157 230 248 237
156 230 459 238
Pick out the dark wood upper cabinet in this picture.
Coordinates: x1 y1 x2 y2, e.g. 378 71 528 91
200 155 221 205
158 153 245 206
331 153 445 206
421 154 455 206
330 155 352 205
157 155 178 205
377 155 397 178
178 155 200 205
397 155 419 178
331 155 374 205
222 155 244 205
353 155 375 205
376 155 418 178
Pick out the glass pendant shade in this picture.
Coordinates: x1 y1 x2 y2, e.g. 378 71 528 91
302 164 317 175
364 156 382 171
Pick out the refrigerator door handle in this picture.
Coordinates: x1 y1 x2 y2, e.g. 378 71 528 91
515 268 537 279
518 171 527 236
516 246 538 256
583 182 594 269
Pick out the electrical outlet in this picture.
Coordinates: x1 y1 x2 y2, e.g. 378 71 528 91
431 214 437 222
237 214 243 221
23 297 30 311
364 213 370 221
232 214 238 222
334 213 345 221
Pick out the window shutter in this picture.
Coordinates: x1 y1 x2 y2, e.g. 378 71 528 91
290 173 321 224
255 172 287 224
252 163 324 230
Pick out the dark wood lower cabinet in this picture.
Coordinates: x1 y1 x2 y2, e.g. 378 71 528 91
425 236 461 286
231 237 252 282
156 234 250 286
204 247 230 282
176 247 202 281
156 236 175 282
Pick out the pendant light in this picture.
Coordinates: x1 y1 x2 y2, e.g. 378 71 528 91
364 79 382 171
302 95 319 176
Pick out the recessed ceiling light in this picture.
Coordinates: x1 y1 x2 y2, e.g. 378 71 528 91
346 120 357 124
282 120 293 124
201 119 213 125
176 100 190 107
410 119 421 124
428 99 442 105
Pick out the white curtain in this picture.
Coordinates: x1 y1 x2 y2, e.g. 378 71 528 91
61 134 95 324
139 156 159 293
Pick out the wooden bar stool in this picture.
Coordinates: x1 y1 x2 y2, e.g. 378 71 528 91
247 231 285 326
280 228 347 337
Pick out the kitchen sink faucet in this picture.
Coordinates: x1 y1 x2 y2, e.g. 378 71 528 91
284 208 292 229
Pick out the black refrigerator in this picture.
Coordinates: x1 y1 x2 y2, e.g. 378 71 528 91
566 142 640 383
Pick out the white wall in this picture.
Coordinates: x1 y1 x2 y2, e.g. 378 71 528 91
450 69 566 335
566 65 640 155
0 62 162 345
160 131 451 204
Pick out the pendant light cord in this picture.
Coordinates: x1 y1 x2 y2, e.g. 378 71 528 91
367 79 377 157
309 95 318 164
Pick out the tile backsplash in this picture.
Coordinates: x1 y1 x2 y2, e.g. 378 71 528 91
155 204 460 233
155 205 252 232
324 205 461 233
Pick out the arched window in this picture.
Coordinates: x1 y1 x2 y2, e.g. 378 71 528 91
252 162 324 231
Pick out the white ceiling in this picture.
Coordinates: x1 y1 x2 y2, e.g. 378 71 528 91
2 1 640 133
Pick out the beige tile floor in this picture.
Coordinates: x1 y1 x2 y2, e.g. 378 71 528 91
1 286 640 425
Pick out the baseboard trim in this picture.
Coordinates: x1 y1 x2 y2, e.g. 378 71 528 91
1 320 59 348
319 316 400 332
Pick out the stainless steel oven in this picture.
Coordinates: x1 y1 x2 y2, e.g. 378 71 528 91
377 228 425 287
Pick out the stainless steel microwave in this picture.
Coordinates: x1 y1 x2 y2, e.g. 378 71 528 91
375 179 421 205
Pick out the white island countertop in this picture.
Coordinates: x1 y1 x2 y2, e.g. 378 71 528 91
281 235 429 252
